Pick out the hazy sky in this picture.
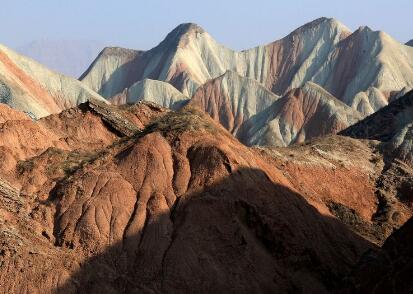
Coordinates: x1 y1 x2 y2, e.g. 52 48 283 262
2 0 412 50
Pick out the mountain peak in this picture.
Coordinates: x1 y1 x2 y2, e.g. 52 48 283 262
351 25 383 42
357 25 373 33
174 23 205 33
312 17 341 26
406 39 413 47
162 23 206 46
294 17 350 34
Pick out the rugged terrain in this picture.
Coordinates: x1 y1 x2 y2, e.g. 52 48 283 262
0 18 413 146
81 18 413 115
77 18 413 148
1 17 413 294
189 71 361 146
0 95 412 293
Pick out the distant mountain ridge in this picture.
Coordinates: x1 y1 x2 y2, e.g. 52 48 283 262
81 18 413 116
17 40 106 78
2 17 412 147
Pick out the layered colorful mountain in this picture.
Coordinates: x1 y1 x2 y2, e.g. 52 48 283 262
189 71 361 146
1 18 413 293
81 18 413 116
0 44 107 118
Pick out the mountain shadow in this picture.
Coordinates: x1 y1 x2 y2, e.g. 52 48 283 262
53 164 376 294
343 215 413 294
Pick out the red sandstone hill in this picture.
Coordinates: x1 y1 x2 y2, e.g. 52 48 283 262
0 99 412 293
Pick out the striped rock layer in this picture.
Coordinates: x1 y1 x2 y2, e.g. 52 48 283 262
0 44 107 118
81 18 413 115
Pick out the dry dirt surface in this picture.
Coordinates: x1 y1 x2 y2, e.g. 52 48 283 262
0 101 412 293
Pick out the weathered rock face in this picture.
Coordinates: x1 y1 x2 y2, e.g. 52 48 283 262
0 105 384 294
77 18 413 150
189 70 281 143
0 101 413 293
190 71 361 146
0 103 30 123
311 26 413 115
262 83 361 146
79 47 145 98
0 44 107 118
260 134 413 245
0 99 166 187
81 18 413 114
340 90 413 241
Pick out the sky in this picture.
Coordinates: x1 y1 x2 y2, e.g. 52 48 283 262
1 0 412 50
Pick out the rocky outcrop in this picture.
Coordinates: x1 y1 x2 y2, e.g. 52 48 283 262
0 103 30 123
0 100 166 186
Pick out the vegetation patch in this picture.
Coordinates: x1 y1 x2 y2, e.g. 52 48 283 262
17 147 98 178
146 107 218 136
